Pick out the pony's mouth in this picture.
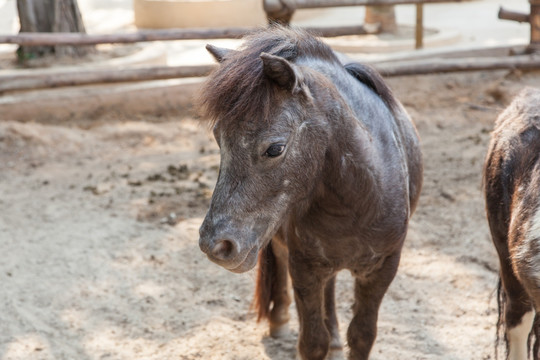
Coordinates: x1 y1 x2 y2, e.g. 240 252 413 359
227 246 259 273
206 244 259 274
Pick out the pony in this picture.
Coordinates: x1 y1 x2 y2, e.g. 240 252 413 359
197 26 423 360
484 87 540 360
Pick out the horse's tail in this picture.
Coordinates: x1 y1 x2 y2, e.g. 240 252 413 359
254 242 276 321
495 276 540 360
533 314 540 360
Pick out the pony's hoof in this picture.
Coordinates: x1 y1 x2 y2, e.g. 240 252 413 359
270 323 290 338
326 347 345 360
294 348 345 360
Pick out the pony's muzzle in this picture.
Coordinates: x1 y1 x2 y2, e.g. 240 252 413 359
199 215 261 273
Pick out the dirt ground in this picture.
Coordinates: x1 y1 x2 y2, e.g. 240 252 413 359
1 68 539 360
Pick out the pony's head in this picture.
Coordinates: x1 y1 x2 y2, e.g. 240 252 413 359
197 27 339 272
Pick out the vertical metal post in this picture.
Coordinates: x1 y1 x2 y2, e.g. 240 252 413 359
530 0 540 50
415 3 424 49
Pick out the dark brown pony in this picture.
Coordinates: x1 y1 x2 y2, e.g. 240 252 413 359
197 26 423 360
484 87 540 360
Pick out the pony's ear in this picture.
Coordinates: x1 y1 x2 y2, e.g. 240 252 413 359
260 52 302 94
206 44 236 63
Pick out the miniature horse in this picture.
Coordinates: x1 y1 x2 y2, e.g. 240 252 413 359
197 26 423 360
484 88 540 360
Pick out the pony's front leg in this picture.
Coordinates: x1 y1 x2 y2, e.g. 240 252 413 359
269 237 292 338
324 276 344 360
348 251 401 360
290 258 333 360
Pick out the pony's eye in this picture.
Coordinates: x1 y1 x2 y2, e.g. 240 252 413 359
265 144 285 158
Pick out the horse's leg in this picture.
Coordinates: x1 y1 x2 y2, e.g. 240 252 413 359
501 266 534 359
269 236 292 338
504 251 536 359
324 275 344 360
290 258 333 360
347 251 401 360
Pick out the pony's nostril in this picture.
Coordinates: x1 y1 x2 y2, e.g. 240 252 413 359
211 239 235 260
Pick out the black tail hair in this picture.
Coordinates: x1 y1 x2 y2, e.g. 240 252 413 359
496 277 507 359
253 243 277 322
532 313 540 360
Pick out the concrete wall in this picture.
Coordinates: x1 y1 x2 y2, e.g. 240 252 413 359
133 0 267 29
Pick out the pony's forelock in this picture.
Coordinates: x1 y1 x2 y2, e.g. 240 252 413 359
195 26 339 128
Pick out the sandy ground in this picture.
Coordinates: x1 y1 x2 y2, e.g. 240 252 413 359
1 68 540 360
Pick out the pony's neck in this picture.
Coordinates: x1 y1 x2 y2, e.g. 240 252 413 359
328 108 382 206
310 84 383 228
294 57 388 226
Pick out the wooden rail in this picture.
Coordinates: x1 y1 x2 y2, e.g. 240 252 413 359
0 28 251 46
377 54 540 76
0 65 216 93
2 54 540 93
498 7 529 23
0 25 379 47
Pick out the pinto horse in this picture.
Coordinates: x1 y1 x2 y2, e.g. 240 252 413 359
197 26 423 360
484 87 540 360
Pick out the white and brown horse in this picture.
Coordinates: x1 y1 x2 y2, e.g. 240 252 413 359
484 87 540 360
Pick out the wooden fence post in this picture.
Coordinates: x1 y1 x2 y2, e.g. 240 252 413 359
415 3 424 49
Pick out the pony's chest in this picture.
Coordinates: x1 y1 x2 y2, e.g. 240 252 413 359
291 229 392 275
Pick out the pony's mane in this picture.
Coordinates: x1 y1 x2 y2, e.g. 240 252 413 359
344 62 399 115
196 25 399 126
196 26 340 127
